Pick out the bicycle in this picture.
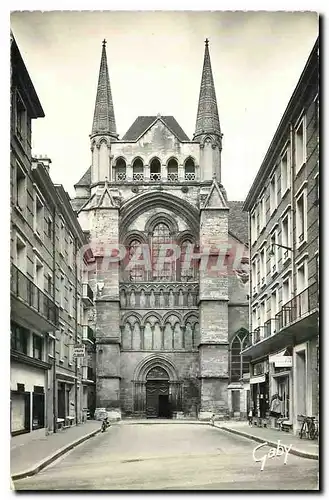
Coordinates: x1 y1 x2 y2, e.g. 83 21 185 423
299 415 319 440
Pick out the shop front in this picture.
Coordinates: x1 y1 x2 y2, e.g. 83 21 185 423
249 359 269 426
269 348 293 431
10 361 47 436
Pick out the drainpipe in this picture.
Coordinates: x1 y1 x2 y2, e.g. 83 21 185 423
247 211 252 413
75 237 79 425
289 123 296 300
52 205 57 433
289 122 296 431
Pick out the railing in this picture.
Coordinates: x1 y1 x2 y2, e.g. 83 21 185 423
82 325 95 343
264 318 277 338
150 172 161 181
167 172 178 182
185 172 196 181
116 172 126 181
276 282 318 330
11 264 59 327
133 172 144 181
253 327 261 343
82 283 94 303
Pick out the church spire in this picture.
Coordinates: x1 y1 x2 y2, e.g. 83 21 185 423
91 39 118 139
193 38 221 141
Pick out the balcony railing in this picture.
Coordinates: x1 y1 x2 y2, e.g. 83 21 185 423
253 327 262 343
184 172 196 181
150 172 161 181
82 325 95 344
82 283 94 305
11 264 59 327
133 172 144 181
275 282 318 330
167 172 178 182
264 318 277 338
116 172 126 181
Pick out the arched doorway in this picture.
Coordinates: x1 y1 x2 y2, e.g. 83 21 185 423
146 366 170 418
133 354 181 418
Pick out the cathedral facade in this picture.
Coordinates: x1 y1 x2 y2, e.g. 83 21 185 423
72 40 250 419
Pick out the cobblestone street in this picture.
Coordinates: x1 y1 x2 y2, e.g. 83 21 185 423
14 423 319 490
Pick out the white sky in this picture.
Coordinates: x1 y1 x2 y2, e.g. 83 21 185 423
10 10 318 200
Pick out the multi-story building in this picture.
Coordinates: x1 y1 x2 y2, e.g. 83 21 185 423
10 35 96 437
72 39 250 419
242 38 319 434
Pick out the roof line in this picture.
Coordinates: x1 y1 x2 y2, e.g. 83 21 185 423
243 37 319 212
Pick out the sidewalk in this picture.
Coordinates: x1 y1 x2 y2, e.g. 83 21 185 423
215 421 319 460
11 421 101 479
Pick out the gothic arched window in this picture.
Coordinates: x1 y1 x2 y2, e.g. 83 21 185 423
150 158 161 181
167 158 178 182
230 330 249 382
184 158 195 181
128 239 145 281
152 223 174 281
115 158 126 181
133 158 144 181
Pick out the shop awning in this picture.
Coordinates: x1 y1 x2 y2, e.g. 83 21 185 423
269 349 288 363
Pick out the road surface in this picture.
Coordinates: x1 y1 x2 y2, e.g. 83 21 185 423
14 423 319 490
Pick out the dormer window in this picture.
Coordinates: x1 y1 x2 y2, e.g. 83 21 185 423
150 158 161 181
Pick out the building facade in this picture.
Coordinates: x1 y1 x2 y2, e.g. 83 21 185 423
242 38 319 434
72 40 250 419
10 36 96 437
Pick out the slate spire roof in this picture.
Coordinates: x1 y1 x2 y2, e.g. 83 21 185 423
91 40 118 139
193 39 221 141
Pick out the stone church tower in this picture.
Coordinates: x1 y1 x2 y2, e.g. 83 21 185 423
73 39 249 419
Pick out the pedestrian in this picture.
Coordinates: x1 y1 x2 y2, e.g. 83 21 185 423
248 409 253 426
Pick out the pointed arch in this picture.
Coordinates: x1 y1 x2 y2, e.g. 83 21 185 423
144 212 179 236
141 311 163 328
184 156 196 181
96 137 110 148
120 190 199 237
162 311 182 326
132 157 144 181
114 156 126 181
167 157 179 182
120 311 143 327
149 157 161 181
133 354 179 382
183 312 198 324
229 327 250 382
166 156 179 166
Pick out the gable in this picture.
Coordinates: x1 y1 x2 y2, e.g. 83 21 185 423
122 116 190 142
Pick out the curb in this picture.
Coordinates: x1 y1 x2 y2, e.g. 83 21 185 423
121 420 210 425
217 425 319 461
11 428 102 481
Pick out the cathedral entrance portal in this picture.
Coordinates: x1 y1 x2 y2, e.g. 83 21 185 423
146 367 171 418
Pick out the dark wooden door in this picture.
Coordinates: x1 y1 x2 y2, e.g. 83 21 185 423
146 381 169 417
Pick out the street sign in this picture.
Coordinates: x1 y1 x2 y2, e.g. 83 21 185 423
73 344 85 358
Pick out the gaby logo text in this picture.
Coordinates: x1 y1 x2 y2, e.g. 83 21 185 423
253 440 292 471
